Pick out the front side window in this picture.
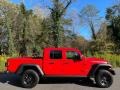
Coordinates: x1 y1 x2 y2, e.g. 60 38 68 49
66 51 80 60
50 50 62 59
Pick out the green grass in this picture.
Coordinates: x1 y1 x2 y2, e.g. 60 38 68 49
0 55 8 72
94 53 120 67
0 60 6 72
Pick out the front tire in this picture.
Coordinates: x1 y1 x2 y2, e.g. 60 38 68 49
21 70 39 88
95 70 113 88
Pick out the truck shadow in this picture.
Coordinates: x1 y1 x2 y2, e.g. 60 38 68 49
0 73 97 88
39 78 97 87
0 73 21 87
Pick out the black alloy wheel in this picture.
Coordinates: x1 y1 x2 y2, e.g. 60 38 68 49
21 70 39 88
95 70 113 88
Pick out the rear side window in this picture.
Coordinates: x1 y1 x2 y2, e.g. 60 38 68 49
50 50 62 59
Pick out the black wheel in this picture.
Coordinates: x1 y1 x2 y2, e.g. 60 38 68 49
95 70 113 88
21 70 39 88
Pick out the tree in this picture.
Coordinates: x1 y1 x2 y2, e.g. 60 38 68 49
0 0 50 55
19 3 33 55
105 3 120 53
49 0 73 47
0 0 18 55
79 4 100 40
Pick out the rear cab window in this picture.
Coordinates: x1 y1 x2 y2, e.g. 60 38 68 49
50 50 62 59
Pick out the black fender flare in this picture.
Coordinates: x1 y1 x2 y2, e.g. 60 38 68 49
88 64 115 77
16 64 44 76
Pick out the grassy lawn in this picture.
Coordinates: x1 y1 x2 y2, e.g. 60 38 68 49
0 56 8 72
94 53 120 67
0 60 6 72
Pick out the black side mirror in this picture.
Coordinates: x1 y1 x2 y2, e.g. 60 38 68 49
73 55 81 60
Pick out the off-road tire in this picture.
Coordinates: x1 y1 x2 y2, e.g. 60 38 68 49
21 69 39 88
95 70 113 88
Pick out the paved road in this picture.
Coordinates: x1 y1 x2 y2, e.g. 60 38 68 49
0 68 120 90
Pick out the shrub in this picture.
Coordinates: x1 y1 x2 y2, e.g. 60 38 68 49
93 53 120 67
0 55 8 72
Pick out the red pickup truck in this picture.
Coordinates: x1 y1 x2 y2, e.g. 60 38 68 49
6 48 115 88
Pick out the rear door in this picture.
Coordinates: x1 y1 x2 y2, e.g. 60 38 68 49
43 49 63 76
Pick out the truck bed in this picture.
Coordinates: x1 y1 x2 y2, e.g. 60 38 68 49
7 57 43 73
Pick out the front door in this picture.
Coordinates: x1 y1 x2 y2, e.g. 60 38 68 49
63 50 85 76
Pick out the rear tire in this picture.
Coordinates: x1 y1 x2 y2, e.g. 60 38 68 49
95 70 113 88
21 70 39 88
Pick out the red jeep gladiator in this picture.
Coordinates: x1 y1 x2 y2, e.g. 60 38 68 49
6 48 115 88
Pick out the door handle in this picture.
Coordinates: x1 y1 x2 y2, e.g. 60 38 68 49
64 62 69 64
49 62 54 64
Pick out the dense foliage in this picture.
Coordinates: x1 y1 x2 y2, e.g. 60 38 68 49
0 0 87 56
105 4 120 53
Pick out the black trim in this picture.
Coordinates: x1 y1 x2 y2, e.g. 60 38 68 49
16 64 44 75
88 64 115 77
45 75 87 78
108 68 115 75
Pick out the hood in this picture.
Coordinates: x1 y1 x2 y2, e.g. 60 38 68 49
85 57 108 64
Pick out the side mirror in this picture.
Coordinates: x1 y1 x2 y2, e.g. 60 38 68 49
73 55 81 60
